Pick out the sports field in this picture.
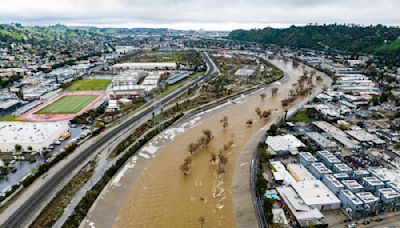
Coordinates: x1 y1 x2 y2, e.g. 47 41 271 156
65 79 111 92
35 95 97 114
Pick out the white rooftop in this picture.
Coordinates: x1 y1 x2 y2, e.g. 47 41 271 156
0 122 68 144
266 135 305 155
276 186 324 221
292 180 341 206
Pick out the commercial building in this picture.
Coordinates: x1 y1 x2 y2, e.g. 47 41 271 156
287 163 316 182
165 71 192 85
339 190 365 211
322 174 345 195
265 134 305 156
299 152 318 168
332 163 353 175
355 192 380 207
270 161 296 185
312 121 362 152
308 162 332 180
113 62 177 70
333 173 351 181
292 180 341 211
316 151 341 169
276 186 325 227
376 188 400 204
342 180 364 193
305 132 337 152
0 122 68 152
352 170 370 181
361 177 385 193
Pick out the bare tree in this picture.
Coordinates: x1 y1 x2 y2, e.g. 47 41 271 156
216 166 225 178
210 152 217 164
255 107 262 119
262 109 272 119
198 216 206 228
220 115 229 129
187 142 198 155
202 129 213 141
180 156 192 175
272 88 278 96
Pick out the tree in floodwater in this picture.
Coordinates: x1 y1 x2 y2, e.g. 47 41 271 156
220 115 229 129
198 216 206 228
260 93 266 100
262 109 272 119
180 156 192 175
187 142 198 155
246 118 253 127
272 88 279 96
202 129 214 142
255 107 262 119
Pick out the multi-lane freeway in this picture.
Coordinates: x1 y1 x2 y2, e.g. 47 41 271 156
1 52 217 228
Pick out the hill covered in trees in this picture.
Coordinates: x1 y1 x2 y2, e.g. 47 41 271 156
228 24 400 60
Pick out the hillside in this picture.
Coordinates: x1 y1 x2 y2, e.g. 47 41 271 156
228 24 400 60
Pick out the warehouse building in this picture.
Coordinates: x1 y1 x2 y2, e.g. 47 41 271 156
270 161 296 185
265 134 305 156
276 186 325 227
113 62 177 70
305 132 337 152
292 180 341 211
0 122 68 152
287 163 316 182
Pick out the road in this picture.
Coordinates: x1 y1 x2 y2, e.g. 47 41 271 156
0 52 218 228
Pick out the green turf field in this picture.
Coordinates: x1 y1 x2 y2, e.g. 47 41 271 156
35 95 97 114
65 79 111 92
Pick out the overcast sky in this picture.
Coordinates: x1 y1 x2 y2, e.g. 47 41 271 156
0 0 399 31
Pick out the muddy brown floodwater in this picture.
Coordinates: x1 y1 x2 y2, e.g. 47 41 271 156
82 58 331 228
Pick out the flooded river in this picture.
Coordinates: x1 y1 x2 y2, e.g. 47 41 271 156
82 58 331 228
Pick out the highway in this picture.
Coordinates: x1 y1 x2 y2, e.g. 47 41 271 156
1 52 217 228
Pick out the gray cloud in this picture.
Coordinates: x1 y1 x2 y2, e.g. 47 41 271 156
0 0 399 30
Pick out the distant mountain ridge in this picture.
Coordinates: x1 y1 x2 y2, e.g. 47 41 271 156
228 24 400 59
0 23 173 45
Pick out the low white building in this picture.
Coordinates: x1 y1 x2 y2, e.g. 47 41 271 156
265 134 305 155
113 62 177 70
0 122 68 152
292 180 341 211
